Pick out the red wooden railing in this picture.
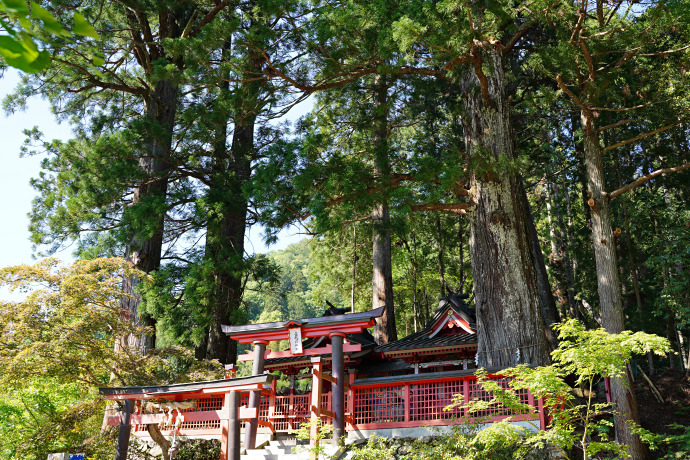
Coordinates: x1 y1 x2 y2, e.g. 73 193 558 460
349 372 542 430
119 370 544 438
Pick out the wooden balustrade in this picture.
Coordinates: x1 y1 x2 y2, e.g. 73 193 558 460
106 371 545 441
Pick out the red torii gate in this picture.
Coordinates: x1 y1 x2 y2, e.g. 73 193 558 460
222 307 383 449
100 375 273 460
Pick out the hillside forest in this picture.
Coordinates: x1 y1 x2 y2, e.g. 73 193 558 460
1 0 690 458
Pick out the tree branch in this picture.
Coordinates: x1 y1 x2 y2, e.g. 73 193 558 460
189 1 229 37
409 202 470 215
610 162 690 199
557 73 589 114
598 118 633 132
602 120 683 153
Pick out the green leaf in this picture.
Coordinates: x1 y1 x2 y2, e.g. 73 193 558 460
18 30 38 53
30 2 69 37
1 0 30 15
0 35 26 59
17 15 32 31
73 12 98 39
0 35 49 72
29 48 50 71
92 54 105 66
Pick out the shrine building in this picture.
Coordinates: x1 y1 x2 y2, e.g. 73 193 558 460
100 293 546 460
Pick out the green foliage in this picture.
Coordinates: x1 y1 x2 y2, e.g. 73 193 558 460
295 419 334 459
348 435 396 460
449 320 672 459
243 240 320 324
551 320 672 386
649 423 690 459
0 1 97 72
348 426 525 460
171 439 221 460
0 379 105 460
0 258 223 460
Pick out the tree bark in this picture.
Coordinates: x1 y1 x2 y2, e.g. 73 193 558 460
616 152 655 374
204 120 252 365
522 180 560 351
580 108 649 459
119 78 178 355
458 215 465 284
436 214 446 297
555 177 582 321
461 50 550 367
205 33 263 364
351 223 357 313
147 424 171 460
372 79 397 343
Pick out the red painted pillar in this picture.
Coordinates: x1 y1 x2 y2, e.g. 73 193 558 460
347 372 356 430
463 377 470 418
268 378 277 434
538 397 546 430
310 357 323 454
404 383 411 423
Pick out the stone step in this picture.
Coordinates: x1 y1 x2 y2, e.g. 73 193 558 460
241 452 303 460
269 438 304 447
241 449 281 460
264 444 294 455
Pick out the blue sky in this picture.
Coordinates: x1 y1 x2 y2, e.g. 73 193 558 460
0 69 306 274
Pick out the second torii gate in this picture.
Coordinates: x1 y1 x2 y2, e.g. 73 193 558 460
222 307 383 449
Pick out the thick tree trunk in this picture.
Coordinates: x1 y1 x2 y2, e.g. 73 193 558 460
580 109 649 460
616 152 655 373
436 214 446 297
204 32 265 364
521 180 559 351
351 224 357 313
556 177 582 321
458 215 465 284
205 118 253 365
461 51 550 367
118 79 178 355
412 232 419 332
372 80 397 344
372 203 395 343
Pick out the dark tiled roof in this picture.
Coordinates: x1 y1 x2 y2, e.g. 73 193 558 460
221 307 383 335
376 293 477 354
99 374 273 397
425 293 476 331
376 331 477 353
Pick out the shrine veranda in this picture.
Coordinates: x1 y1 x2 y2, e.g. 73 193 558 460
101 294 554 460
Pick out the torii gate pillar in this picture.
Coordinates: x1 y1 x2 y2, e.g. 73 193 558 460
330 332 346 443
244 340 267 450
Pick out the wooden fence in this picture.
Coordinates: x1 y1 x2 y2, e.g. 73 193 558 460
106 370 545 438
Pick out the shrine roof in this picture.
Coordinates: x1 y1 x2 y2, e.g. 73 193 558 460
375 330 477 353
99 374 273 399
263 349 369 370
375 293 477 355
429 293 476 330
222 307 383 343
